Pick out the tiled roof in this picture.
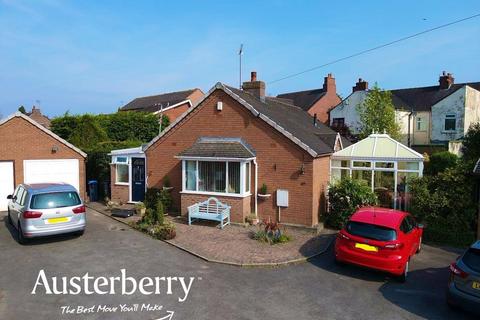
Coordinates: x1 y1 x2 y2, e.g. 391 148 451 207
276 88 327 112
389 82 480 112
145 83 349 157
120 89 200 112
178 137 255 159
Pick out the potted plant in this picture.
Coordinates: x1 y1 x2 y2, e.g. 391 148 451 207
245 213 259 225
257 183 271 199
135 202 146 216
162 176 174 191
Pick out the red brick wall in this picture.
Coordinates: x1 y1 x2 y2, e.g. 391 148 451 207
307 93 341 124
0 116 86 199
312 156 331 226
181 193 250 223
162 102 190 124
187 89 204 105
146 89 329 226
110 164 129 203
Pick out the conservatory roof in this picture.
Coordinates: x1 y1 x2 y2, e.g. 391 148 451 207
331 133 424 161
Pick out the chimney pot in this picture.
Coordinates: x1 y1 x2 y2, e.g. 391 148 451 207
439 71 454 89
242 71 265 101
353 78 368 92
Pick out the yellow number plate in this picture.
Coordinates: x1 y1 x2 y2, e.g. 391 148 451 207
473 282 480 290
355 243 378 252
47 217 69 224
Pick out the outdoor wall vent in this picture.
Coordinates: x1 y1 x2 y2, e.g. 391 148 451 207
216 101 223 111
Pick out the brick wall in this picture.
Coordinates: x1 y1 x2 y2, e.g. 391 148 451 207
146 89 330 226
0 116 86 199
110 164 129 203
162 102 190 124
308 92 342 124
181 193 250 223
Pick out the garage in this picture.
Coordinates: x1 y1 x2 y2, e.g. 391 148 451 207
0 112 87 207
0 161 15 211
24 159 80 192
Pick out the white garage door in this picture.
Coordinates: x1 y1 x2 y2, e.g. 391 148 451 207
24 159 80 192
0 161 15 211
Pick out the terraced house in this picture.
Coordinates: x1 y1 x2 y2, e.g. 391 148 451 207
111 72 348 227
329 72 480 149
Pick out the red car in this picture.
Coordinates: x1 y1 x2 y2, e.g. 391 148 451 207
334 207 423 282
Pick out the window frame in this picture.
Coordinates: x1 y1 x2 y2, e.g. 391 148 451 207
181 159 252 197
416 117 427 132
115 163 130 185
444 114 457 132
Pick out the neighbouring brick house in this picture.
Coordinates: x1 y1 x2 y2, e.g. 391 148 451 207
276 73 342 124
119 88 204 123
115 72 347 227
0 113 87 210
26 106 51 129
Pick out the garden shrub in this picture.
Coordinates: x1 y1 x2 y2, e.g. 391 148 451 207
155 200 165 225
145 188 161 211
409 162 477 246
149 221 176 240
326 178 378 229
425 151 458 175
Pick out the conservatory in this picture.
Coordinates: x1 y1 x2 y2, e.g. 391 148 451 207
330 133 424 210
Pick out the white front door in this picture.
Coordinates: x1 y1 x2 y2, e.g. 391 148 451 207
0 161 15 211
23 159 80 192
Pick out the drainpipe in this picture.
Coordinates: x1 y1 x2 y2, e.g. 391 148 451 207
253 159 258 218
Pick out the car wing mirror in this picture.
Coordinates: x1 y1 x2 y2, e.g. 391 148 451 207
6 194 12 199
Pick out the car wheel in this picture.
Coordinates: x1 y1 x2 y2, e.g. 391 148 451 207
416 237 422 253
7 210 12 225
398 260 409 283
17 223 27 245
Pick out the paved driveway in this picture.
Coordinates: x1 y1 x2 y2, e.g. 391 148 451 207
0 209 475 320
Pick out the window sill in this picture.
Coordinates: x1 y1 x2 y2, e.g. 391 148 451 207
180 191 251 198
115 182 129 186
441 130 457 134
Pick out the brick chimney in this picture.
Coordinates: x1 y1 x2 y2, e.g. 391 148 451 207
242 71 266 101
439 71 454 89
323 73 336 93
353 78 368 92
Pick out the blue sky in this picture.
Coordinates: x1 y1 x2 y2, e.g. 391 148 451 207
0 0 479 118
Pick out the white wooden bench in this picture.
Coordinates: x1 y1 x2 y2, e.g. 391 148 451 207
187 197 231 229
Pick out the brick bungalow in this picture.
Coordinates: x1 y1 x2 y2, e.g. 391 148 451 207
119 88 204 123
0 112 87 210
133 72 347 227
276 73 342 124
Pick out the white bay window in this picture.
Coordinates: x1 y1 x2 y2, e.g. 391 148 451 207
182 159 251 196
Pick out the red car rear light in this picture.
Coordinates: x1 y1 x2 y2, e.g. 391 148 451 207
384 242 404 250
23 211 43 219
450 262 468 278
72 205 86 214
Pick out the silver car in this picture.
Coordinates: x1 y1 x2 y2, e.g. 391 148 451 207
447 240 480 315
7 183 86 244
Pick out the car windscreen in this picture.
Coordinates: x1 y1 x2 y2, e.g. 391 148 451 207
346 221 397 241
463 248 480 273
30 192 81 209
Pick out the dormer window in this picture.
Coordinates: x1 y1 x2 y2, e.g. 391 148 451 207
444 114 456 131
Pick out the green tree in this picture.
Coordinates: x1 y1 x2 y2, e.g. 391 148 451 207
356 85 401 140
97 111 159 142
18 106 27 114
462 122 480 162
425 151 458 175
69 115 108 150
50 112 78 140
160 114 170 132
